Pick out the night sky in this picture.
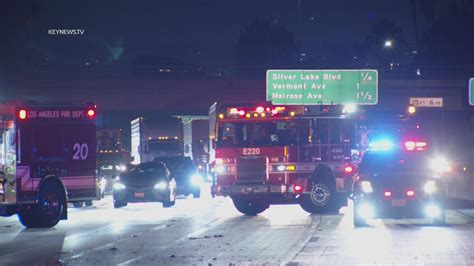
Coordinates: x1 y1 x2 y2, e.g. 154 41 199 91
2 0 418 66
0 0 470 114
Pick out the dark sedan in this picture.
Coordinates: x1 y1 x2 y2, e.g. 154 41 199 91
112 162 177 208
154 157 202 198
352 143 448 226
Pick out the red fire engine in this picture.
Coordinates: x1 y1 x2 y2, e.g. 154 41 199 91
0 103 98 227
209 102 358 215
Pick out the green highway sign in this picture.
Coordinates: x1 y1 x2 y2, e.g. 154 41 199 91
470 78 474 105
266 69 378 105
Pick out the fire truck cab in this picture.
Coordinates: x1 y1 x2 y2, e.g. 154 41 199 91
0 103 98 228
210 102 357 215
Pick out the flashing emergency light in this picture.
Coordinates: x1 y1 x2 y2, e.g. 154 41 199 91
256 106 264 113
229 108 239 115
218 114 224 119
384 191 392 197
368 139 394 151
86 109 96 119
19 109 27 120
293 184 303 193
408 105 416 115
344 165 354 173
405 140 427 151
406 190 415 197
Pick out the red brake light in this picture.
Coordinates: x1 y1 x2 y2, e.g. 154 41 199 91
405 141 416 151
19 109 27 120
405 141 427 151
384 191 392 197
416 141 427 150
344 166 354 173
238 110 245 116
406 190 415 196
294 184 303 193
87 109 96 119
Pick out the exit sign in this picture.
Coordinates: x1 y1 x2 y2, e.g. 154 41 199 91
266 69 378 105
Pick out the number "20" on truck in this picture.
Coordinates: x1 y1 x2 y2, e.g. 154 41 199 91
0 103 98 228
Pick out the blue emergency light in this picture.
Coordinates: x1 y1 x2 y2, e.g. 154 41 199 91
368 139 394 151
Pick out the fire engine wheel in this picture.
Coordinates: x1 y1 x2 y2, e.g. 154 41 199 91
85 200 93 207
232 198 269 216
299 180 337 214
19 183 65 228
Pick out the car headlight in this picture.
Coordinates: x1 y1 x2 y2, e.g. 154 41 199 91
154 181 168 190
360 180 373 193
191 175 202 186
424 180 437 194
113 182 126 190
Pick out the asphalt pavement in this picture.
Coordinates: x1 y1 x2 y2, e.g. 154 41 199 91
1 186 474 265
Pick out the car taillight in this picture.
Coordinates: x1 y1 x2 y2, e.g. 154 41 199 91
406 190 415 197
384 191 392 197
19 109 27 120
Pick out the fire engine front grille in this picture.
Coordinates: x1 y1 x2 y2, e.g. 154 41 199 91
236 156 267 183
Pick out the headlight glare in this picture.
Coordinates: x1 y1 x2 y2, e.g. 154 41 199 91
424 180 437 194
430 156 451 173
154 182 168 190
191 175 202 186
113 182 126 190
360 180 373 193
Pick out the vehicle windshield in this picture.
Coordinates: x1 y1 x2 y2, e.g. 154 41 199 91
217 120 297 147
126 163 165 176
156 157 195 172
148 140 181 152
359 151 431 173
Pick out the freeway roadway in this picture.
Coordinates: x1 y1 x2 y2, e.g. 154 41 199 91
1 186 474 265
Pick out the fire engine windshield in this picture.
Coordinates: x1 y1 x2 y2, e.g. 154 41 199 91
217 121 297 147
148 140 181 152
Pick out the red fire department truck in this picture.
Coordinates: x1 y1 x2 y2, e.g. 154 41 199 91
0 103 98 228
209 102 358 215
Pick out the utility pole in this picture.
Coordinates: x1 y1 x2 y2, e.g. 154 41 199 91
410 0 420 51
